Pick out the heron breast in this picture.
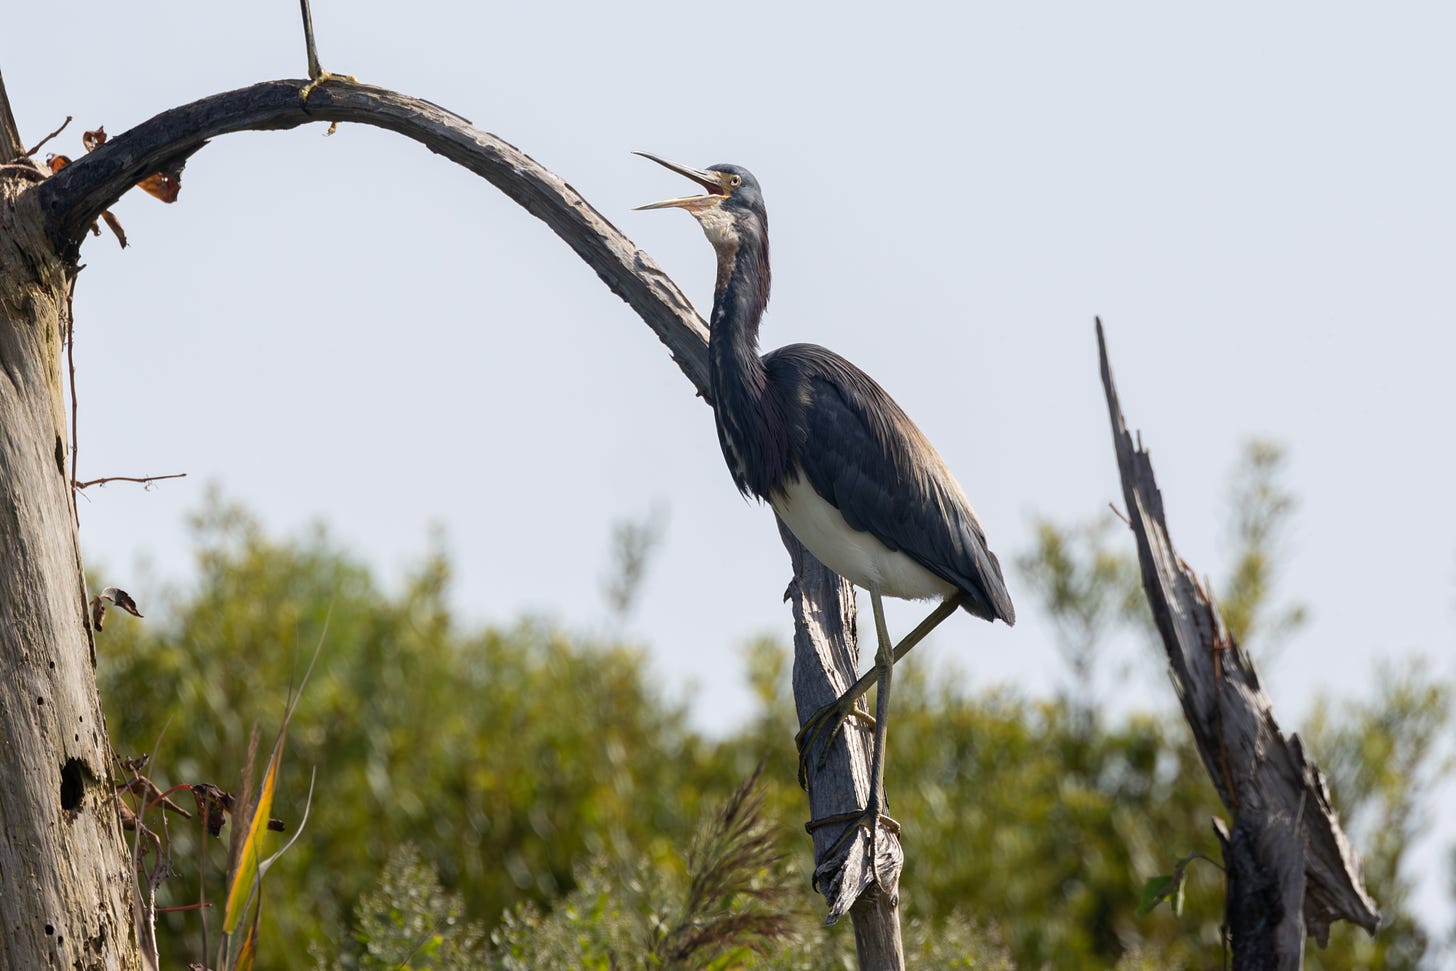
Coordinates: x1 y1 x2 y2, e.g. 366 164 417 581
770 476 956 601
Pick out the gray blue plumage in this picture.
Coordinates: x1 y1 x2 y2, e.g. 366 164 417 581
639 152 1015 851
659 161 1013 626
766 344 1015 624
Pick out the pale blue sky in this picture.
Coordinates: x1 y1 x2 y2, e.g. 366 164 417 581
6 0 1453 944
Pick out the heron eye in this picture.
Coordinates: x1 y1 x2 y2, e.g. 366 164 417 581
729 174 742 188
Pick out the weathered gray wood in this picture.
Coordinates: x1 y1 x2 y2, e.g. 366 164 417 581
1215 812 1307 969
847 889 906 971
1096 319 1379 959
0 173 141 968
0 68 25 161
11 75 899 965
779 523 904 967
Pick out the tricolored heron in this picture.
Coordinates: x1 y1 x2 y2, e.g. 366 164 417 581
637 154 1015 851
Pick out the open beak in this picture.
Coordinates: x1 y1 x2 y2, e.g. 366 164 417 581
634 152 729 212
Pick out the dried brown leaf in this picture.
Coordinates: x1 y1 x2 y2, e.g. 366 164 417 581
116 776 192 818
191 783 232 838
136 170 182 202
54 132 184 206
101 586 143 617
186 783 284 838
101 210 128 248
92 587 143 630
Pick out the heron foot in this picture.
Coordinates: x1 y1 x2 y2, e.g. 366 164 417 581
299 70 359 102
795 696 875 790
806 806 901 889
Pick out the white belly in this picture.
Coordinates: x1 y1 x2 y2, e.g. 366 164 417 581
770 477 956 601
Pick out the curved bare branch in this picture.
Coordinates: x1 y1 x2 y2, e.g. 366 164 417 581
35 78 710 392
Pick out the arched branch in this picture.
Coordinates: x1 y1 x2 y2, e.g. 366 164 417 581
35 78 710 392
28 75 894 943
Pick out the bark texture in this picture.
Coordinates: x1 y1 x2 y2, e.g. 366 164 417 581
1096 320 1379 963
0 169 140 970
1215 813 1307 970
780 523 904 967
0 69 25 161
7 76 899 964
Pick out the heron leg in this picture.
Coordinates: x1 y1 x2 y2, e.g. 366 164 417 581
297 0 359 101
795 593 959 789
804 589 901 888
864 588 896 840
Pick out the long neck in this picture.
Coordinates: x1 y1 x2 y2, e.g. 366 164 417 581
707 231 785 498
709 232 770 386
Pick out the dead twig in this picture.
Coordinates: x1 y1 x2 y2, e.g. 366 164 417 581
75 472 188 490
116 776 192 819
25 115 73 158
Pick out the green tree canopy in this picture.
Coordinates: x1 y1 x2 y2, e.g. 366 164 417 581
94 475 1452 970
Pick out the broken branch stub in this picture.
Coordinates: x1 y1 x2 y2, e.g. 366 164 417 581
1096 319 1378 954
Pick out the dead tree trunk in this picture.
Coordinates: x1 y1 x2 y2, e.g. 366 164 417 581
0 103 142 971
1 73 899 967
1096 319 1379 966
781 524 904 968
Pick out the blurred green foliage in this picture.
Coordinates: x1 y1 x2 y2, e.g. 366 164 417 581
94 461 1451 969
315 844 491 970
1220 441 1308 653
99 493 734 968
1016 515 1144 722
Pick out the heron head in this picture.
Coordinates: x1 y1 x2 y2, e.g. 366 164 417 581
635 153 765 251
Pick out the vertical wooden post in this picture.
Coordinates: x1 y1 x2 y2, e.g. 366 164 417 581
780 524 905 970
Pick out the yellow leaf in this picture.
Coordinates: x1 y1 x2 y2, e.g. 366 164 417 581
223 730 284 935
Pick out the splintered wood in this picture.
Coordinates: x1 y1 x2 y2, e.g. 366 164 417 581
1096 319 1378 965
